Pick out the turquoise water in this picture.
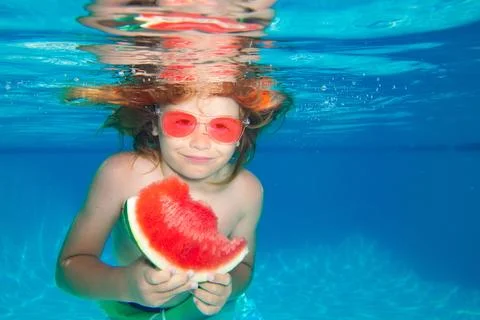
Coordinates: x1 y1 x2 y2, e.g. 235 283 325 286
1 0 480 319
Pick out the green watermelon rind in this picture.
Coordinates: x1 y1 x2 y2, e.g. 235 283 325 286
123 196 249 283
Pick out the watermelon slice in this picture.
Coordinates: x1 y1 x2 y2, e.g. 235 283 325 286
123 177 249 282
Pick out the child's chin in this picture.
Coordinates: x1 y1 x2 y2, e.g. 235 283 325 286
180 168 218 181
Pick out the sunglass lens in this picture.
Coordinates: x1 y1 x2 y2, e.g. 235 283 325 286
162 111 196 137
209 118 243 143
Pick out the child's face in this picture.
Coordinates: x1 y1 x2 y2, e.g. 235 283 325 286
154 95 242 181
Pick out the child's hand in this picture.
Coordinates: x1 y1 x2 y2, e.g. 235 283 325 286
192 273 233 316
125 257 196 308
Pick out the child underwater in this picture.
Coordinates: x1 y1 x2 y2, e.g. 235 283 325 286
56 78 290 320
56 1 291 319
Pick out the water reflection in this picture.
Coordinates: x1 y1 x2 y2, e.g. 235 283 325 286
80 0 275 36
80 0 275 37
75 0 280 88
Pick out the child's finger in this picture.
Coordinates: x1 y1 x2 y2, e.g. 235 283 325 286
206 273 232 286
164 281 198 296
198 282 225 296
192 288 222 307
193 296 218 316
143 268 171 285
154 273 195 293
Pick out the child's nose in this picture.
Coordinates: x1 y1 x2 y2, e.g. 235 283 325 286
189 123 211 150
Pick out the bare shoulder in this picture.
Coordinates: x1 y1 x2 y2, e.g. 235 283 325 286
97 152 134 177
233 169 263 195
99 151 157 176
231 169 264 215
228 169 263 247
57 151 160 260
96 152 160 191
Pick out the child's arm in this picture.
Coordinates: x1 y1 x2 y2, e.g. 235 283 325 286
190 173 264 317
228 202 261 301
55 155 133 301
55 154 192 306
227 173 263 300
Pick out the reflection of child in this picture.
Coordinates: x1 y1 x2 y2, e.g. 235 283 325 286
80 0 277 38
56 80 290 319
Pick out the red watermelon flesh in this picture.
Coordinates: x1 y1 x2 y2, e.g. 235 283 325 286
124 177 248 281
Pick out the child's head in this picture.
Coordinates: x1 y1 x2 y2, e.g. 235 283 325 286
65 79 291 183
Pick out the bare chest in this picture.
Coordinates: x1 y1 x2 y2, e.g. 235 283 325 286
190 192 241 236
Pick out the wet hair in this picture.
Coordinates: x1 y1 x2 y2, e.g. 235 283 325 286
65 79 291 183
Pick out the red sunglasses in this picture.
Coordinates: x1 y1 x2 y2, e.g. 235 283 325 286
159 110 250 144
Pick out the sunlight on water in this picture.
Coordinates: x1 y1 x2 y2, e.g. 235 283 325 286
1 228 479 319
251 237 480 319
269 0 480 38
1 0 479 149
0 1 479 319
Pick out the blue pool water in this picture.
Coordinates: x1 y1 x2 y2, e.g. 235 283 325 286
1 0 480 319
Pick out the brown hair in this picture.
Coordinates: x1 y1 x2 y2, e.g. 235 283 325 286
65 79 291 183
